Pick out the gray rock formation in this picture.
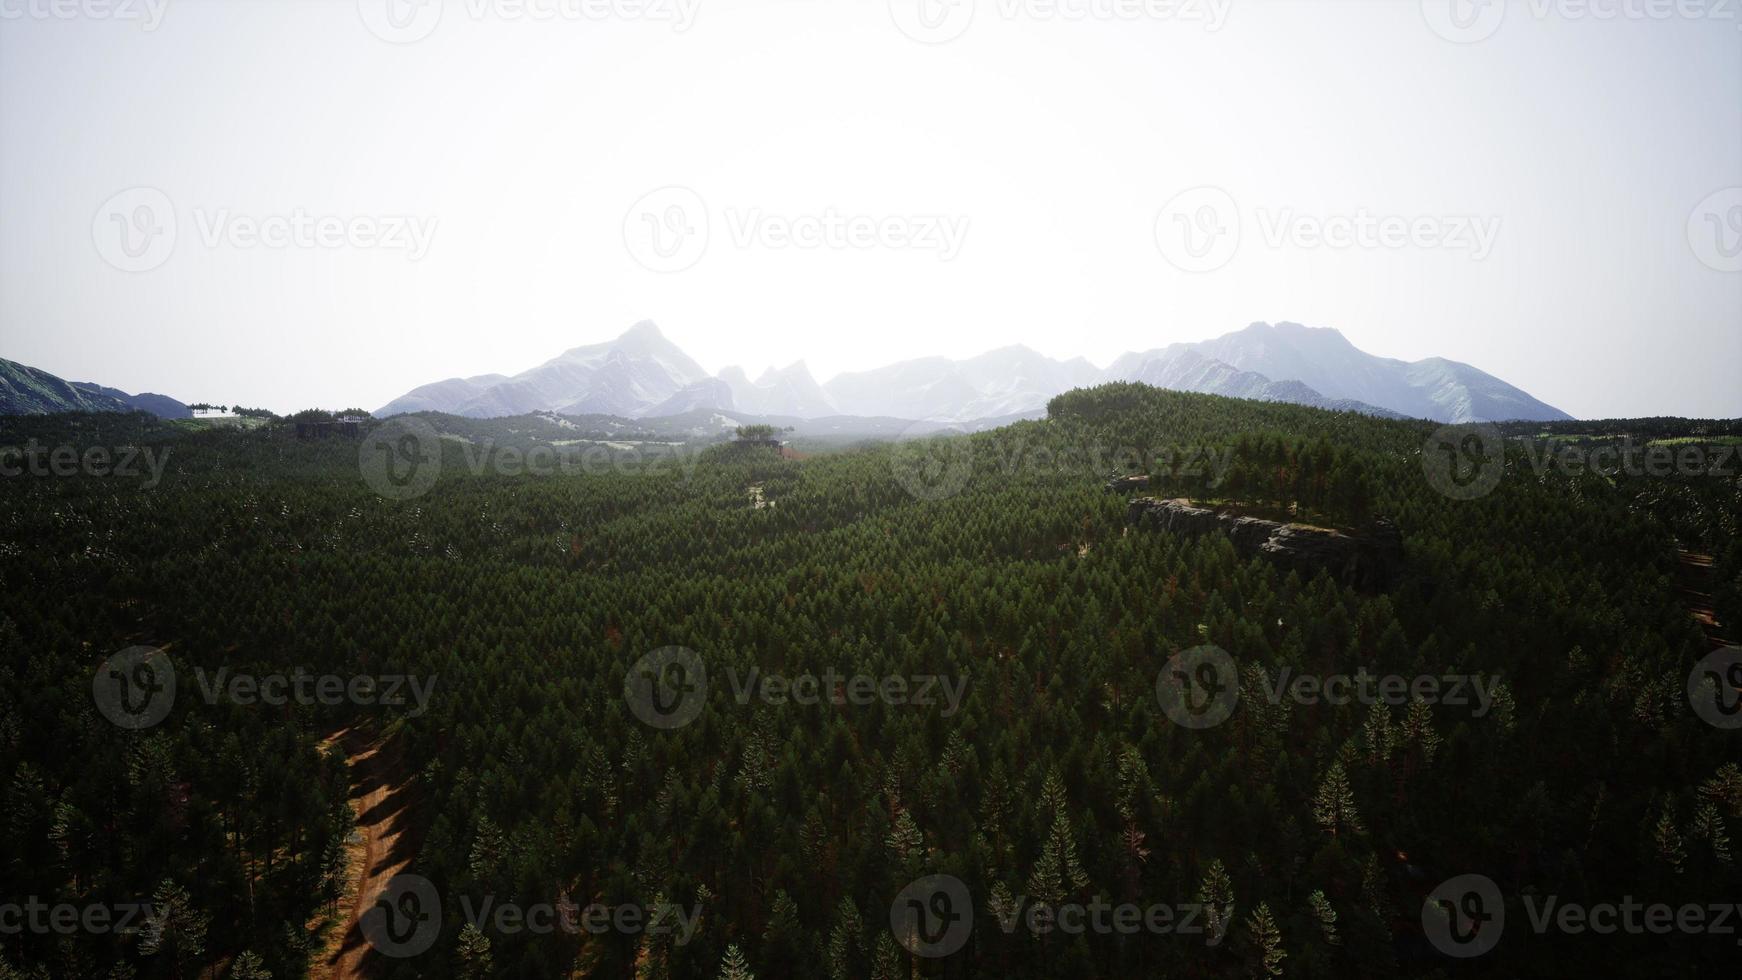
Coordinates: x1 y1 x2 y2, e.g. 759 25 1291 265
1128 497 1402 590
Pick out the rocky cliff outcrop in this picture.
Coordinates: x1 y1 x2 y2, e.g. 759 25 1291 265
1128 498 1402 590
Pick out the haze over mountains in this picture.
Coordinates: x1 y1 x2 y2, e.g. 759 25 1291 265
0 357 189 418
376 321 1572 424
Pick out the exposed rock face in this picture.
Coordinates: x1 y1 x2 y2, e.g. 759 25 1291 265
1105 474 1150 494
1128 498 1403 590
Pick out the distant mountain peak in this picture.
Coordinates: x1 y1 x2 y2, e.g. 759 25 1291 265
374 318 1568 425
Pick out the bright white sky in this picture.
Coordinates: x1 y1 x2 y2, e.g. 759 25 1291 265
1 0 1738 418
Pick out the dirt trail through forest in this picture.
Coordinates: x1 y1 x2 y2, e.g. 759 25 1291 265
311 724 418 980
1677 549 1733 650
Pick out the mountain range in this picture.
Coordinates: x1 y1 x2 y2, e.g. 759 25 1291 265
376 321 1571 424
0 358 189 418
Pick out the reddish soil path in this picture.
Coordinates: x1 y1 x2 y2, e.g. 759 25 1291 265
1677 550 1734 650
312 724 418 980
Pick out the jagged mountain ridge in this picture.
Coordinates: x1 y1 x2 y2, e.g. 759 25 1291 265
375 320 1570 423
0 357 189 418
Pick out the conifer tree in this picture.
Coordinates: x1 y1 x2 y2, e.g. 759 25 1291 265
1245 902 1286 977
1312 762 1364 837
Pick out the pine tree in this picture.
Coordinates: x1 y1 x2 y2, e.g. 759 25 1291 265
826 896 863 980
1311 762 1364 837
1401 697 1440 764
718 944 754 980
230 950 271 979
1361 702 1393 765
457 922 494 979
1692 802 1734 866
138 879 208 970
1307 889 1340 946
1245 902 1286 977
887 809 923 871
1197 859 1236 945
1027 806 1090 905
1654 806 1687 875
869 933 903 980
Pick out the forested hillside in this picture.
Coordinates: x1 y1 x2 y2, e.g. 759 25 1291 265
0 387 1737 978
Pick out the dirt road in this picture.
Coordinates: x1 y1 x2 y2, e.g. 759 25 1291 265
312 724 418 980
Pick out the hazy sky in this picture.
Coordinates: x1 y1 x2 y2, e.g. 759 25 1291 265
2 0 1738 418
